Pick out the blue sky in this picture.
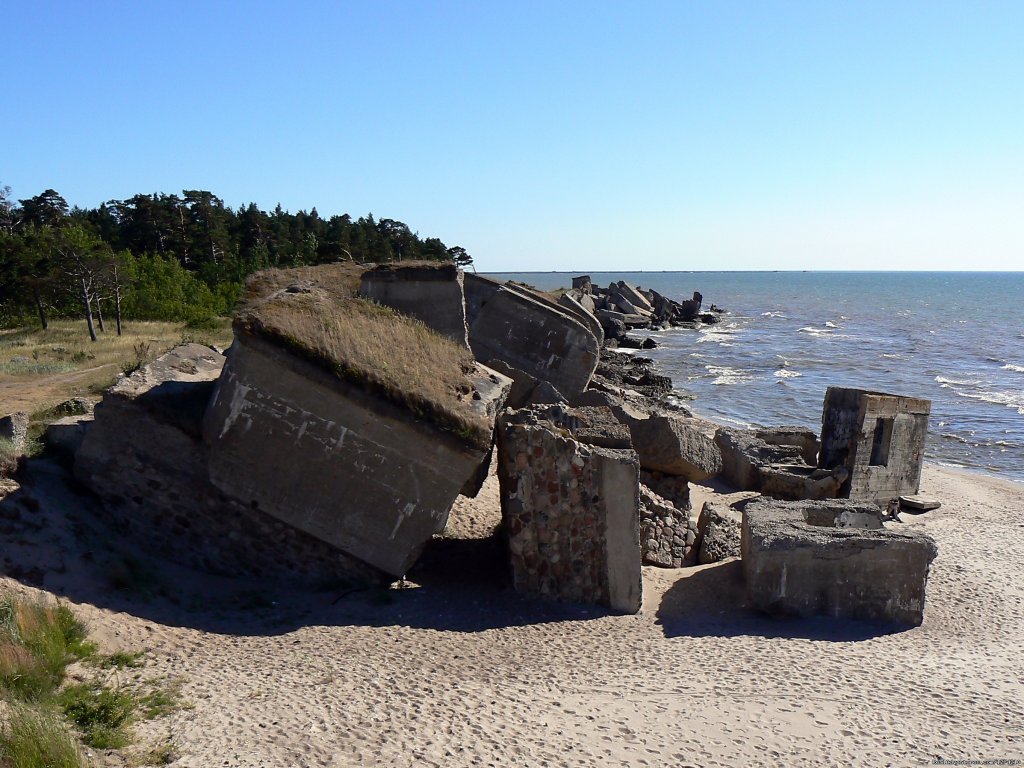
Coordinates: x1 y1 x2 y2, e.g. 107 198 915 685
3 1 1021 271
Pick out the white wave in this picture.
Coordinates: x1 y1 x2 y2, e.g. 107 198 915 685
956 389 1024 415
824 320 838 328
1001 363 1024 373
706 365 752 385
797 326 832 336
761 311 786 318
881 353 902 359
774 369 802 379
935 375 982 387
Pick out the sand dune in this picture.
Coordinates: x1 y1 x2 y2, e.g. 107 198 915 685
1 461 1021 767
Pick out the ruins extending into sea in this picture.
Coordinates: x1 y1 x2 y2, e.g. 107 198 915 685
489 270 1024 482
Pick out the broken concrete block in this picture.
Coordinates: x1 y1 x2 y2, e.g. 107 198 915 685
900 495 941 512
612 282 654 314
818 388 931 503
754 426 820 466
0 412 29 452
695 502 743 564
714 428 807 490
557 292 604 346
76 343 377 585
205 277 511 577
741 498 938 625
463 274 600 397
44 415 93 457
640 485 696 568
627 415 722 481
572 275 593 293
758 463 849 501
358 261 469 347
496 405 642 614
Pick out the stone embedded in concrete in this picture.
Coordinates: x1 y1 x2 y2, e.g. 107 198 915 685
463 273 600 397
640 485 696 568
75 344 379 585
741 498 938 625
495 405 642 614
639 470 690 513
358 261 469 347
627 415 722 481
695 502 743 564
818 387 931 503
204 332 510 577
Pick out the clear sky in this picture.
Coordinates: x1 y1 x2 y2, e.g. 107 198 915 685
3 1 1022 271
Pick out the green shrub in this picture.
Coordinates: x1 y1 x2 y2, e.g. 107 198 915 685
58 681 134 749
0 704 84 768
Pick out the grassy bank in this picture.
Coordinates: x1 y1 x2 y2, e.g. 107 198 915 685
0 318 233 417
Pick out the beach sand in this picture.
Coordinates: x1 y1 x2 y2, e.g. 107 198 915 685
1 459 1021 767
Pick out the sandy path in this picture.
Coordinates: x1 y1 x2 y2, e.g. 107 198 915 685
0 363 115 412
1 463 1021 767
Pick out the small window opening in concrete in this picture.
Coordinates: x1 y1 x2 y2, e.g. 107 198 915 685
870 417 894 466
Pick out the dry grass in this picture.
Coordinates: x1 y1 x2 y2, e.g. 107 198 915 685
0 319 234 416
237 265 491 448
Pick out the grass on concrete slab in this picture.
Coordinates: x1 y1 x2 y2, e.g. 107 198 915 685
237 264 491 448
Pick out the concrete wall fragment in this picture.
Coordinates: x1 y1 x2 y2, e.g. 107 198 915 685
496 405 642 613
818 388 930 503
358 262 469 347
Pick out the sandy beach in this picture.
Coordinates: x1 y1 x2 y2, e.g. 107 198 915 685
1 455 1020 768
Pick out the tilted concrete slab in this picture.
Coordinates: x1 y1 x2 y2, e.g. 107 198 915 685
75 344 380 585
203 332 511 577
358 262 469 347
742 498 938 625
463 273 599 398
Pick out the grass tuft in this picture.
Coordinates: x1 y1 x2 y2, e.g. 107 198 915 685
0 704 84 768
0 598 94 701
57 681 134 749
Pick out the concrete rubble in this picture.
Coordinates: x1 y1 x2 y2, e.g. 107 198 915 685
741 497 938 625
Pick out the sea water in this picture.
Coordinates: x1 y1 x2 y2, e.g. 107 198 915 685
486 271 1024 482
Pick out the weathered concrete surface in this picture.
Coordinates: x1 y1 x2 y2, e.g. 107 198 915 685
741 498 938 625
696 501 743 564
557 292 604 346
496 405 642 614
755 426 820 466
819 388 931 503
358 262 469 347
640 485 696 568
463 274 600 397
627 415 722 481
44 415 93 457
714 428 807 490
75 344 380 584
759 463 849 501
0 412 29 451
204 332 510 577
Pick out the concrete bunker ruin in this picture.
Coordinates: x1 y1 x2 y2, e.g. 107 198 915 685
741 497 938 625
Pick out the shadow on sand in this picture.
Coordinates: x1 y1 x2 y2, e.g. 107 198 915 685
655 559 908 641
0 457 609 638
